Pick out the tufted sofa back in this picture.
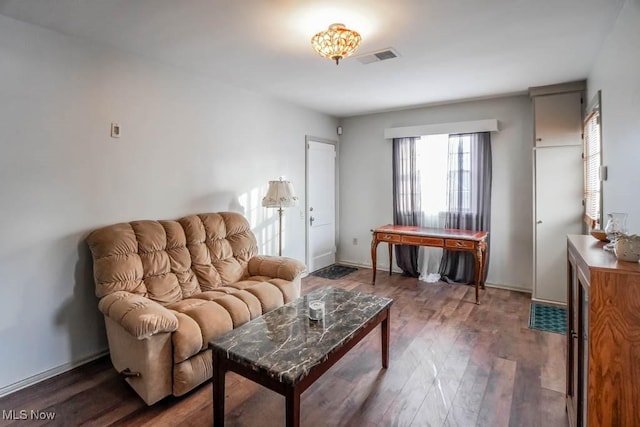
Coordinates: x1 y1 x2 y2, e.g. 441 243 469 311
87 212 258 306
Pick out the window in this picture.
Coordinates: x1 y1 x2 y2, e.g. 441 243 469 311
412 133 475 221
583 93 602 228
393 132 492 280
447 134 473 213
415 134 448 224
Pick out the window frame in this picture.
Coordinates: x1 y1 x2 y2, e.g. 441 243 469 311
583 91 603 229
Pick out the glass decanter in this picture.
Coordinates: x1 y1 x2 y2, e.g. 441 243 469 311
604 212 628 251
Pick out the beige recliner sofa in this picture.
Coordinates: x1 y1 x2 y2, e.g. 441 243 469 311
87 212 306 405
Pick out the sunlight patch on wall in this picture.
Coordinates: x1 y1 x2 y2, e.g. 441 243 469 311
238 184 278 256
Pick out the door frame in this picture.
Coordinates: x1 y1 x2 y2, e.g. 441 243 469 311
305 135 339 272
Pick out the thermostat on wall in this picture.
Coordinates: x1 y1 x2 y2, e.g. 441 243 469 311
110 122 121 138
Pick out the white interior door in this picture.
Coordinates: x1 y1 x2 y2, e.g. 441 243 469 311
534 145 583 303
307 139 336 272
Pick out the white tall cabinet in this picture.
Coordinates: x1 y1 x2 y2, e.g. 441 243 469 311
530 82 584 304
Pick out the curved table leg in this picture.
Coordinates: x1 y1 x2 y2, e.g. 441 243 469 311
474 244 483 305
480 243 487 289
371 234 379 285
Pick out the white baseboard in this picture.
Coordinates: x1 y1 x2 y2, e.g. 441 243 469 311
0 350 109 399
484 282 532 294
531 297 567 307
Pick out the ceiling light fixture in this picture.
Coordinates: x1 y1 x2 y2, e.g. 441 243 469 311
311 23 361 65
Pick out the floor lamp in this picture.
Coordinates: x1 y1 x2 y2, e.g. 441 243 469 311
262 178 298 256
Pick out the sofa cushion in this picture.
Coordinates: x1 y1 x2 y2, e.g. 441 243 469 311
167 281 289 363
167 299 233 350
227 280 285 313
193 288 262 320
89 223 146 297
179 213 257 290
168 292 252 363
87 220 200 304
247 277 299 304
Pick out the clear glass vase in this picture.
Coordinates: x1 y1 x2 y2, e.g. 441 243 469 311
604 212 628 251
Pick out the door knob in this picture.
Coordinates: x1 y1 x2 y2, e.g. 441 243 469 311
310 216 315 226
537 220 543 224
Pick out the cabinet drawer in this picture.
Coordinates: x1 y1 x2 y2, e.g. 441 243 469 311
445 239 474 250
378 233 402 243
402 236 444 246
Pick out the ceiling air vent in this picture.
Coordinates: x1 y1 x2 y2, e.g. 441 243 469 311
355 48 399 65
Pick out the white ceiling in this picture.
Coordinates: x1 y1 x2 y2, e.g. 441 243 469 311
0 0 625 117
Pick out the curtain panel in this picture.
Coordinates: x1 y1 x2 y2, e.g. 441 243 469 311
439 132 492 283
392 137 420 276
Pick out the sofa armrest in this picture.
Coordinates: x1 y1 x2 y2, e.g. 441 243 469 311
98 291 178 340
248 256 306 281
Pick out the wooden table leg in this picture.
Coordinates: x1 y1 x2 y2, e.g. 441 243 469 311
388 243 393 276
480 243 487 289
285 386 300 427
371 235 378 285
381 309 390 369
473 245 482 305
213 352 226 427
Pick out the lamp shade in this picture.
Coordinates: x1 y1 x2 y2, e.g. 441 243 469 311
311 23 361 65
262 180 298 208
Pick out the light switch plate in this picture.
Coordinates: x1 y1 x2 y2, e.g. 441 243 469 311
110 122 121 138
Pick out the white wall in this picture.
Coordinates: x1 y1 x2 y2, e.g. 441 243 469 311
0 14 337 393
338 95 533 291
588 0 640 232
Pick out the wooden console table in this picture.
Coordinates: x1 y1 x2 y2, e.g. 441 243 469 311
371 225 488 304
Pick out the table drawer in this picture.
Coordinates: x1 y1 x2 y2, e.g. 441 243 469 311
445 239 475 250
401 236 444 246
378 233 402 243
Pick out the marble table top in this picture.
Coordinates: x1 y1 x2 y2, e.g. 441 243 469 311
209 286 393 385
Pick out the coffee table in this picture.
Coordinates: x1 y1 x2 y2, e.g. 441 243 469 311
209 286 393 427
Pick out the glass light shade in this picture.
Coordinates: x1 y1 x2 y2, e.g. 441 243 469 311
262 180 298 208
311 23 361 65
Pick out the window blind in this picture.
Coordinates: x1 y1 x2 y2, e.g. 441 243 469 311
583 109 601 228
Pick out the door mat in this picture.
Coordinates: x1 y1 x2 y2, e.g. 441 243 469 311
311 264 358 280
528 302 566 334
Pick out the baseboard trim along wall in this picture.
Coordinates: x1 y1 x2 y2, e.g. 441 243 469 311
531 296 567 307
0 350 109 399
484 282 531 294
339 259 532 293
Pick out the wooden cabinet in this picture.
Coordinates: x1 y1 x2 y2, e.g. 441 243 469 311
531 83 584 304
566 235 640 427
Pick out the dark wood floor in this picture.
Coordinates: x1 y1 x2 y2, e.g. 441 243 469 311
0 269 568 427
